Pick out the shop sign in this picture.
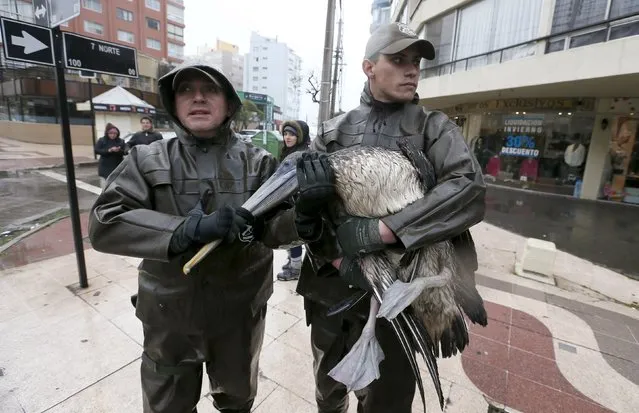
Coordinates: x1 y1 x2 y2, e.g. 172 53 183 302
93 103 156 114
500 116 543 158
448 98 595 115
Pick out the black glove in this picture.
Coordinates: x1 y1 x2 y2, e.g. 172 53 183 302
335 217 386 256
295 152 335 241
230 207 264 244
169 200 234 254
295 152 336 216
338 256 372 292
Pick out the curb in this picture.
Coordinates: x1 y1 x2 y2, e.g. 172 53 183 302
0 213 70 255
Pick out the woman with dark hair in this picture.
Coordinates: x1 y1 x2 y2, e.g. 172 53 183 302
94 123 125 188
277 119 310 281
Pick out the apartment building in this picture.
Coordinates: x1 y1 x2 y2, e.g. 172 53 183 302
0 0 185 63
244 32 302 120
188 40 244 91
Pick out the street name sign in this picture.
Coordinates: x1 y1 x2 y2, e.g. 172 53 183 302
0 17 54 66
62 32 139 78
33 0 81 28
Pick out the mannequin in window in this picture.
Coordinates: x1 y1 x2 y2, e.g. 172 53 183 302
519 157 539 181
486 154 501 177
564 134 586 167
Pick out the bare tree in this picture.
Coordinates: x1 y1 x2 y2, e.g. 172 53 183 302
306 71 321 104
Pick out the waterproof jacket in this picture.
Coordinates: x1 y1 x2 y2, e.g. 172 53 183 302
297 83 486 314
94 126 126 178
88 63 298 334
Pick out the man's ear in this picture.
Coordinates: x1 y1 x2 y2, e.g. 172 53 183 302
362 59 375 79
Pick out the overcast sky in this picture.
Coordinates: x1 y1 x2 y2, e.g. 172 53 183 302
184 0 372 134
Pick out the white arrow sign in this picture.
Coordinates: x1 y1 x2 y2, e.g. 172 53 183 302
11 30 49 54
35 5 47 19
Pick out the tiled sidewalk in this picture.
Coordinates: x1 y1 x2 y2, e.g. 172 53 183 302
1 227 638 412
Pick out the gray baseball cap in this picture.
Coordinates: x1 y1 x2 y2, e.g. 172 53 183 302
365 22 435 60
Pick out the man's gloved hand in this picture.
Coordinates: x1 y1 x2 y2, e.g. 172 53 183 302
335 217 386 256
230 207 264 244
294 152 335 241
338 256 372 292
295 152 336 214
170 200 234 254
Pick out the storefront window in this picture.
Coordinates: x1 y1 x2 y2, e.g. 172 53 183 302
473 112 594 195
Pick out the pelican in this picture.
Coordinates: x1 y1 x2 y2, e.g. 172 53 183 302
183 140 487 410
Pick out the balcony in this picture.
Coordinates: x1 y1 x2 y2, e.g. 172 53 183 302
418 13 639 107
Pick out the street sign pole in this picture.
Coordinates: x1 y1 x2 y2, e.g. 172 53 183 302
52 26 88 288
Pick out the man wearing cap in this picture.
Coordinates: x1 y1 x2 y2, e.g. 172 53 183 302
292 23 486 412
88 62 297 413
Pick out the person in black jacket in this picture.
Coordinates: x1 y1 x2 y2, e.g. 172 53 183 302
94 123 126 188
276 119 310 281
126 116 163 150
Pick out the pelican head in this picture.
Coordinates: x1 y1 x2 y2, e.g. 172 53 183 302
243 151 305 217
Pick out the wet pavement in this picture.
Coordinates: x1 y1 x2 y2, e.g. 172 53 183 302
484 185 639 280
0 212 91 271
0 167 99 230
1 224 637 413
0 136 95 172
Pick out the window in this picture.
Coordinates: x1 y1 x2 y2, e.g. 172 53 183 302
568 29 607 48
82 0 102 13
167 4 184 23
7 0 34 22
168 42 184 58
147 17 160 30
116 8 134 22
609 20 639 40
253 67 259 72
252 76 258 81
454 0 542 60
145 0 161 11
610 0 639 19
551 0 607 34
146 38 161 50
84 20 104 35
117 30 134 43
167 24 183 41
422 11 456 69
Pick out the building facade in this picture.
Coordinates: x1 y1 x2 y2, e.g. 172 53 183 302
1 0 185 63
243 32 302 120
188 40 244 91
371 0 392 33
0 0 183 144
398 0 639 205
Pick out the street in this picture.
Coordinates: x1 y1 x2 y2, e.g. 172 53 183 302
0 167 98 230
